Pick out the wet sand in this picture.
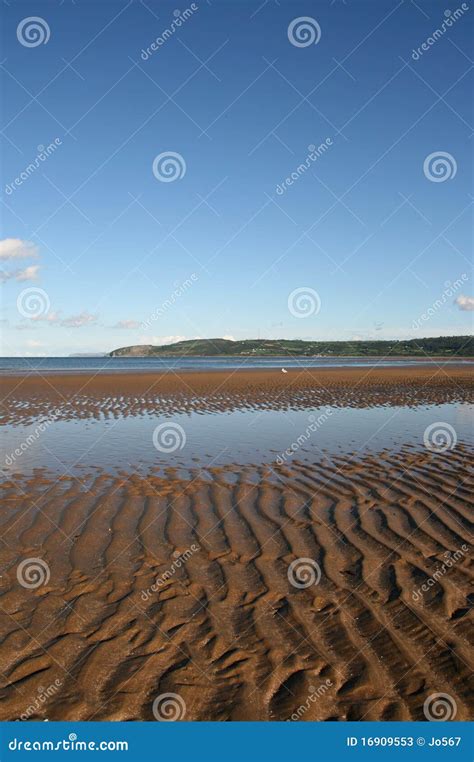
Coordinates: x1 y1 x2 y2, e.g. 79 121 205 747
0 366 472 721
1 364 472 424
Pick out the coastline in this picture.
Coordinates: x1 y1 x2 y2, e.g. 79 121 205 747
0 355 472 379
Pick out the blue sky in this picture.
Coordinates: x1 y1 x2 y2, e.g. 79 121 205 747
1 0 473 355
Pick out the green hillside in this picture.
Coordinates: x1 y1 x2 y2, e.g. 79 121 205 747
109 336 473 357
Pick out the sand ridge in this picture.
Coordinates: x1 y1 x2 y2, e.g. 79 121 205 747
0 445 472 721
0 366 472 721
1 365 473 424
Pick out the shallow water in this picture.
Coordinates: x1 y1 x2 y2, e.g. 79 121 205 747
2 384 472 722
2 401 472 478
1 356 473 374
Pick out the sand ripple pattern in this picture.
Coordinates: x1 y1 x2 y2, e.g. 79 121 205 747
1 366 472 425
0 445 472 721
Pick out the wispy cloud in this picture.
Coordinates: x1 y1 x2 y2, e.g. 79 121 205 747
455 295 474 312
30 310 98 328
17 265 41 282
114 319 141 329
0 238 38 260
26 338 45 348
0 264 40 282
138 335 188 345
31 311 60 324
60 312 98 328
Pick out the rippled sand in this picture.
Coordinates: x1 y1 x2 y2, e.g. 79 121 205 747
0 366 472 720
1 365 472 423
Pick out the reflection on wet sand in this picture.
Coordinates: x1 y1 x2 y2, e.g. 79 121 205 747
0 366 472 721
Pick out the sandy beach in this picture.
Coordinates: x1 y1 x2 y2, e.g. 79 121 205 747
1 364 472 423
0 366 472 721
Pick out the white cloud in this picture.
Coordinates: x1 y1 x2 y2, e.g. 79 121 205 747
16 264 40 281
29 310 97 328
138 335 186 345
0 239 38 260
31 311 60 324
60 312 98 328
135 335 235 347
455 295 474 312
0 264 40 282
26 339 45 348
114 319 140 329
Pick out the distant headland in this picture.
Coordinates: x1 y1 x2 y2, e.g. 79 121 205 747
109 335 473 358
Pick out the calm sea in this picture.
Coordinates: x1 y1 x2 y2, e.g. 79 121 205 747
0 356 472 374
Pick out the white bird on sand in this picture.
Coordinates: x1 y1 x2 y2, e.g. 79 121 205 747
281 368 288 373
